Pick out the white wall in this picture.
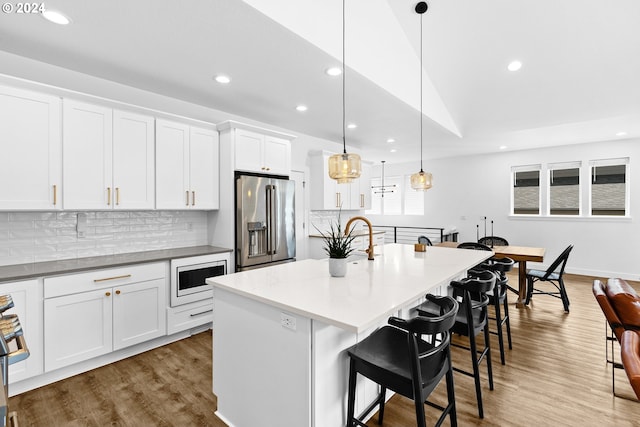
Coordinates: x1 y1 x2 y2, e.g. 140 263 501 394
369 139 639 280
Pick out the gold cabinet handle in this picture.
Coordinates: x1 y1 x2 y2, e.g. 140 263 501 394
335 192 339 208
360 194 364 208
116 187 120 205
94 274 132 283
192 190 195 206
107 187 111 206
185 190 190 206
53 184 57 206
115 290 121 295
105 292 111 297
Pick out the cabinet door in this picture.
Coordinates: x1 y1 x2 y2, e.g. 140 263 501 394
358 163 372 210
189 126 219 209
63 100 113 209
263 136 290 176
0 86 61 210
234 129 263 173
113 279 166 351
2 279 43 383
113 110 155 209
44 288 113 372
156 119 190 209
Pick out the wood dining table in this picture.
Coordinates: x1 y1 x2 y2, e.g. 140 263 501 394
438 242 545 308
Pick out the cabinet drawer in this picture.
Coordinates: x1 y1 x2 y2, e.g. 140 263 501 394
167 300 213 335
44 262 166 299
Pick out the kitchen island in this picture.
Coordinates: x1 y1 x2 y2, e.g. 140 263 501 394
207 244 491 427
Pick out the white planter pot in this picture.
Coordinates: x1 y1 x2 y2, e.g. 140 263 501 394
329 257 347 277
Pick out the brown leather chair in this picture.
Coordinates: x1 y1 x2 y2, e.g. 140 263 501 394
592 278 640 397
620 330 640 400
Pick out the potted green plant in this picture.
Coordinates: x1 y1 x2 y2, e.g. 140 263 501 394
315 217 357 277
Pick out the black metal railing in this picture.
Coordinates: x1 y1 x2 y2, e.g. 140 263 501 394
371 225 458 245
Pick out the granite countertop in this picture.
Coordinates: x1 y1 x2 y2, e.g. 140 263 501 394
0 245 232 283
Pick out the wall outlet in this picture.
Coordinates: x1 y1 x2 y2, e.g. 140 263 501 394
281 313 296 331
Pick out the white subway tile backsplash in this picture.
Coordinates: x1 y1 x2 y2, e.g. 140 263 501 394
0 210 210 267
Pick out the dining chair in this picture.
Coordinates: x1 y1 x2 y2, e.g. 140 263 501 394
416 271 496 419
525 245 573 312
418 235 433 246
346 295 459 427
620 330 640 400
477 236 509 247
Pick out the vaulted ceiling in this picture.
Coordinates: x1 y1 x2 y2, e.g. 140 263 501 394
1 0 638 163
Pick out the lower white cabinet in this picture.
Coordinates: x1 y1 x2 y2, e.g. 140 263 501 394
167 299 213 335
1 279 44 384
43 263 166 372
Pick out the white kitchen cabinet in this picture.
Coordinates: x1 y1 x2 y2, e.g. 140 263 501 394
112 109 155 209
43 263 166 372
0 85 61 210
155 119 219 209
310 151 362 210
1 279 44 383
218 121 295 176
63 100 155 209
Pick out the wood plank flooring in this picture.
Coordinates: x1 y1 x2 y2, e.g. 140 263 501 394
8 273 640 426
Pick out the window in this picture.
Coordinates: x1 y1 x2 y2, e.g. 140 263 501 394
512 165 540 215
404 175 425 215
548 162 581 216
590 158 629 216
367 175 424 216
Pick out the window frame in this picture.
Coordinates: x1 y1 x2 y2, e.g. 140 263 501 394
547 161 582 216
511 164 542 216
588 157 630 218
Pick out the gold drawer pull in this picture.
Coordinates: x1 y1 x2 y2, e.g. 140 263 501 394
186 190 190 206
105 292 111 297
192 190 195 206
53 184 57 206
94 274 132 283
116 187 120 205
115 290 121 295
107 187 111 206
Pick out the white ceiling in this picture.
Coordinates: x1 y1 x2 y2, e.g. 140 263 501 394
0 0 639 164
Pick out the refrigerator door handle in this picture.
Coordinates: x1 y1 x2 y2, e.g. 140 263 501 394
271 185 278 255
266 185 272 255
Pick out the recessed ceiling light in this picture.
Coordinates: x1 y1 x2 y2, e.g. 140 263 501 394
390 149 397 153
616 131 628 137
507 60 522 72
386 138 395 143
42 9 71 25
296 105 308 112
325 67 342 76
499 145 508 150
214 75 231 84
347 123 357 129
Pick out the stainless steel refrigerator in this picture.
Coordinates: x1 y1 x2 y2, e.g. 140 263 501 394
236 173 296 271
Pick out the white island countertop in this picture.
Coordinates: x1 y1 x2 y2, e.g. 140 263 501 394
208 243 491 333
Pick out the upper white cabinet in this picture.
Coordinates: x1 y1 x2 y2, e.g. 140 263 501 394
0 85 61 210
155 119 219 210
218 121 294 176
63 100 155 210
112 110 155 209
310 152 371 211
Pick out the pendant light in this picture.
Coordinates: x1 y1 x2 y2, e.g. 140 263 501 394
328 0 361 184
410 2 433 191
371 161 396 198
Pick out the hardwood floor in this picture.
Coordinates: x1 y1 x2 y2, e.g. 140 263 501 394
8 273 640 426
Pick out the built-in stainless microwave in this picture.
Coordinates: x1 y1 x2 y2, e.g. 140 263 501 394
170 254 228 307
